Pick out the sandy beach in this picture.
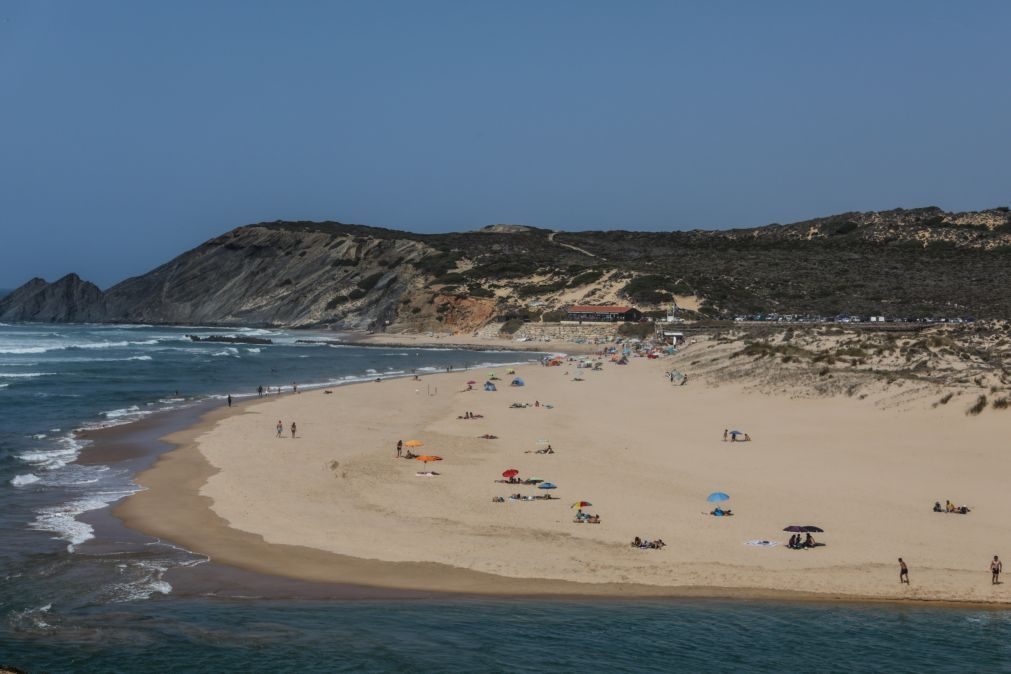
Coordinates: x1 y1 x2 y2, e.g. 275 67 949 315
115 336 1011 604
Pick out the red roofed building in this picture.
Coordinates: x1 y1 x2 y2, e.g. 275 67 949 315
565 305 643 323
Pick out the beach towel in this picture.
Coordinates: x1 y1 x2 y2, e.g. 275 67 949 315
744 540 779 547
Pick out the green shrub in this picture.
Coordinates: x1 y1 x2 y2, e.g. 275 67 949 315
357 272 385 291
568 270 604 287
541 309 567 322
617 322 653 339
467 284 495 298
326 295 348 310
500 319 524 335
414 252 462 276
966 395 987 416
516 280 568 297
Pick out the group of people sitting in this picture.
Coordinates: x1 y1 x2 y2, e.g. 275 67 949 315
933 500 971 514
495 476 543 485
709 507 734 517
508 493 556 501
526 444 554 454
457 411 484 419
787 533 820 549
478 434 498 439
573 509 601 524
631 537 666 550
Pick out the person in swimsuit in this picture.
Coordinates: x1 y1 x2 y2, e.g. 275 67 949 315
992 556 1002 585
396 440 403 458
290 421 297 438
899 558 909 584
276 420 283 438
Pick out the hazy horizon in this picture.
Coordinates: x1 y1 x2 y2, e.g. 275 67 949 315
2 1 1010 287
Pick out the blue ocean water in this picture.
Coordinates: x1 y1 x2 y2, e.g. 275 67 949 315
1 323 1008 672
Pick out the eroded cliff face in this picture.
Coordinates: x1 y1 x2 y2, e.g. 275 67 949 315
0 226 438 328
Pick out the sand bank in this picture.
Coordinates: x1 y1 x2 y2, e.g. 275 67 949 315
116 341 1011 603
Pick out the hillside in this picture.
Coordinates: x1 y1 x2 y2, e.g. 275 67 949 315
2 206 1010 330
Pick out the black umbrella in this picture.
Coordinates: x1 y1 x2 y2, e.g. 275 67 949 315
783 525 806 533
802 526 824 533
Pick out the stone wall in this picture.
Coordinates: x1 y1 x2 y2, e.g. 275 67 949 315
512 322 619 341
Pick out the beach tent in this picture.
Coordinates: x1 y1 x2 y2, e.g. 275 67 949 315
510 377 525 386
707 492 730 503
484 382 497 391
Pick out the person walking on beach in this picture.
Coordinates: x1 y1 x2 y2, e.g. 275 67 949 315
992 555 1002 584
257 385 263 398
899 558 909 584
276 420 283 438
396 440 403 458
290 421 297 438
227 394 232 408
723 429 728 442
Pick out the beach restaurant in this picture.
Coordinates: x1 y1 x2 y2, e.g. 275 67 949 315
565 305 643 323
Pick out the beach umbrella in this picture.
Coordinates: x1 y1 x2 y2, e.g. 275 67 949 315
707 492 730 503
415 455 442 465
404 440 424 448
538 482 557 490
571 501 592 508
782 525 807 533
802 526 824 533
467 380 477 385
502 468 519 478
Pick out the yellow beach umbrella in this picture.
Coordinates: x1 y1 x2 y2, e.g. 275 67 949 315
404 440 424 448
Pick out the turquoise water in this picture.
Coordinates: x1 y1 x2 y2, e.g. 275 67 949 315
1 324 1008 672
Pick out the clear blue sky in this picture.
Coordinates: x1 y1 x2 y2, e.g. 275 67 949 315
1 1 1009 288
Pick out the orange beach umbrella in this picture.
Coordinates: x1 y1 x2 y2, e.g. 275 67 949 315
404 440 424 448
415 455 442 464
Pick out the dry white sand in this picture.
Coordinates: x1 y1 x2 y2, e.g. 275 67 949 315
120 342 1011 603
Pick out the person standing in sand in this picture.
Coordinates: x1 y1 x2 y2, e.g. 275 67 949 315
899 558 909 584
227 394 232 408
291 422 297 438
396 440 403 458
276 420 283 438
723 429 728 442
992 555 1002 584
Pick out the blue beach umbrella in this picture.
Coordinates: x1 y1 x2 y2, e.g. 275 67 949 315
538 482 557 490
707 492 730 503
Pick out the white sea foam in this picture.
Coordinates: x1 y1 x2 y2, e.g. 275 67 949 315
29 487 139 549
0 372 57 378
246 347 261 353
18 441 82 471
211 347 240 357
103 404 141 418
127 355 153 361
108 561 174 602
32 433 47 439
11 473 41 486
